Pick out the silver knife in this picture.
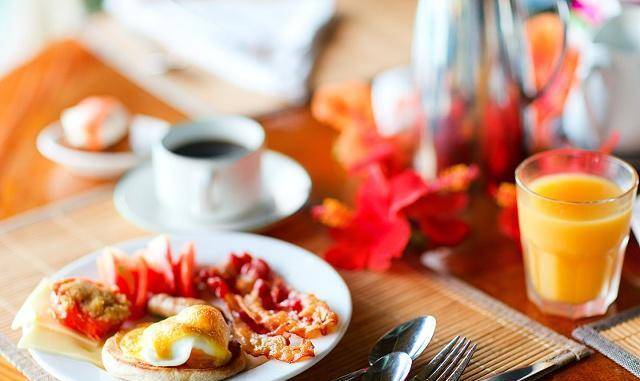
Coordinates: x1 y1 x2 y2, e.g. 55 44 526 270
480 361 557 381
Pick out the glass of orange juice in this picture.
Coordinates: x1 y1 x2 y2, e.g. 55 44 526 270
516 149 638 319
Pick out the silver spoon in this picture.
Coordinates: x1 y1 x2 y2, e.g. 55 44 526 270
362 352 413 381
333 316 436 381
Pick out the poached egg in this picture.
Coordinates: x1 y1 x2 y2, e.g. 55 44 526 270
119 305 232 367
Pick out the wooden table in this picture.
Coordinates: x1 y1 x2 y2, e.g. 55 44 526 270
1 40 639 381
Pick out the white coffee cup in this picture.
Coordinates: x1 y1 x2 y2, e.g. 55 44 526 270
152 117 264 221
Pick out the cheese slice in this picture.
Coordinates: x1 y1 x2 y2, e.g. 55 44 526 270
18 322 103 366
12 278 103 366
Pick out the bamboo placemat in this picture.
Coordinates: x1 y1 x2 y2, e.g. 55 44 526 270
573 306 640 378
0 188 590 380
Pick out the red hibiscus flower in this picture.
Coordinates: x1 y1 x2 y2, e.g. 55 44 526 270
406 192 471 246
318 164 415 271
314 163 478 271
311 79 479 271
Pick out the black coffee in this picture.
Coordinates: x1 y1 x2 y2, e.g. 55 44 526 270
171 140 248 159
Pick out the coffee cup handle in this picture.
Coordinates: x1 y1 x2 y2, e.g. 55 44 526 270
192 170 220 217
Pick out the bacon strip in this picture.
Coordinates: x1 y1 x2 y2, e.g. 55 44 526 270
231 317 315 363
195 253 340 363
236 292 338 339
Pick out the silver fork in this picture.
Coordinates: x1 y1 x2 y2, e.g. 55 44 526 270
411 336 477 381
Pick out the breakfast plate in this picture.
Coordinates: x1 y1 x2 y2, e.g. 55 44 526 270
114 150 312 232
26 232 352 381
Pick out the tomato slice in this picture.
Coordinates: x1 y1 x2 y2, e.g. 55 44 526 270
176 242 196 297
117 252 149 320
143 236 175 294
134 256 149 309
51 278 130 340
58 303 113 341
98 248 135 299
95 237 201 318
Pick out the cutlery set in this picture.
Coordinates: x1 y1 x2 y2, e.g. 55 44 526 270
333 317 546 381
333 316 436 381
409 336 476 381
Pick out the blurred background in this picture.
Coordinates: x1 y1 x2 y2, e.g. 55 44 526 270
0 0 637 160
0 0 418 116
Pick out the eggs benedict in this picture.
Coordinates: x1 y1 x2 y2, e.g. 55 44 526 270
102 305 245 381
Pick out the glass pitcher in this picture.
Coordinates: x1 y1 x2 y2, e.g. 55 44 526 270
412 0 570 184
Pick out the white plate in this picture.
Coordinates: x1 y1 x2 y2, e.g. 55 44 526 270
36 116 169 179
30 233 352 381
114 150 311 232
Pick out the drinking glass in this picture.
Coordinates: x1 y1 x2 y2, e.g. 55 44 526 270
516 149 638 319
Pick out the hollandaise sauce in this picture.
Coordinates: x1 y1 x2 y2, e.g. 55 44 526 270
119 305 232 367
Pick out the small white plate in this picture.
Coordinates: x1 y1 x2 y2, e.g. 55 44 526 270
114 150 312 232
29 233 352 381
36 116 169 179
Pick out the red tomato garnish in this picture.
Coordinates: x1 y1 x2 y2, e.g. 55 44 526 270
98 249 151 319
143 236 175 294
94 238 204 319
175 242 196 297
59 303 116 340
97 248 135 298
51 278 130 341
130 254 149 319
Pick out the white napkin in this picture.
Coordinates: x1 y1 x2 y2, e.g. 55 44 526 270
104 0 335 102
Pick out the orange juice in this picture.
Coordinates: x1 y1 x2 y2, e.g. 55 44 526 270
517 173 631 304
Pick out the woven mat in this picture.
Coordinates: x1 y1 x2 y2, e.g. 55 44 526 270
573 306 640 378
0 188 590 380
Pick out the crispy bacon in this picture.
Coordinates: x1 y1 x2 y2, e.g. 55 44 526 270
232 316 315 363
236 291 338 339
294 293 339 336
195 252 339 363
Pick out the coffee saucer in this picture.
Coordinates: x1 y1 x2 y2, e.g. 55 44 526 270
114 150 311 232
